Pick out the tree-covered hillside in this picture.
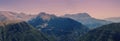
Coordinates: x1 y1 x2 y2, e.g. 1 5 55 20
79 23 120 41
0 22 50 41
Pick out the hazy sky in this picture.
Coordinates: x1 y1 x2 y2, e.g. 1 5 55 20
0 0 120 19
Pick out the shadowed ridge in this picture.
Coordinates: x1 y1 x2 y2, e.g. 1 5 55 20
79 23 120 41
0 21 51 41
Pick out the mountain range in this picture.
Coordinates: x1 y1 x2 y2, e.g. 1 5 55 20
0 11 119 41
28 12 89 41
64 13 112 29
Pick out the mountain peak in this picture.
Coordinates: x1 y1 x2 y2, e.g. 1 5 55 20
76 13 91 17
38 12 56 17
36 12 56 20
38 12 48 16
64 13 91 18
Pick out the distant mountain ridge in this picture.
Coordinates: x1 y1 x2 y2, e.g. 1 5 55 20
0 11 119 41
64 13 111 29
0 11 36 21
0 11 112 28
65 13 91 18
104 17 120 22
28 12 89 41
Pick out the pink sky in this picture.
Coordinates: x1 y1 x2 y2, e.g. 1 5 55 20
0 0 120 19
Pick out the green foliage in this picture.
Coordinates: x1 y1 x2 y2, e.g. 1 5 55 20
0 22 50 41
79 23 120 41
